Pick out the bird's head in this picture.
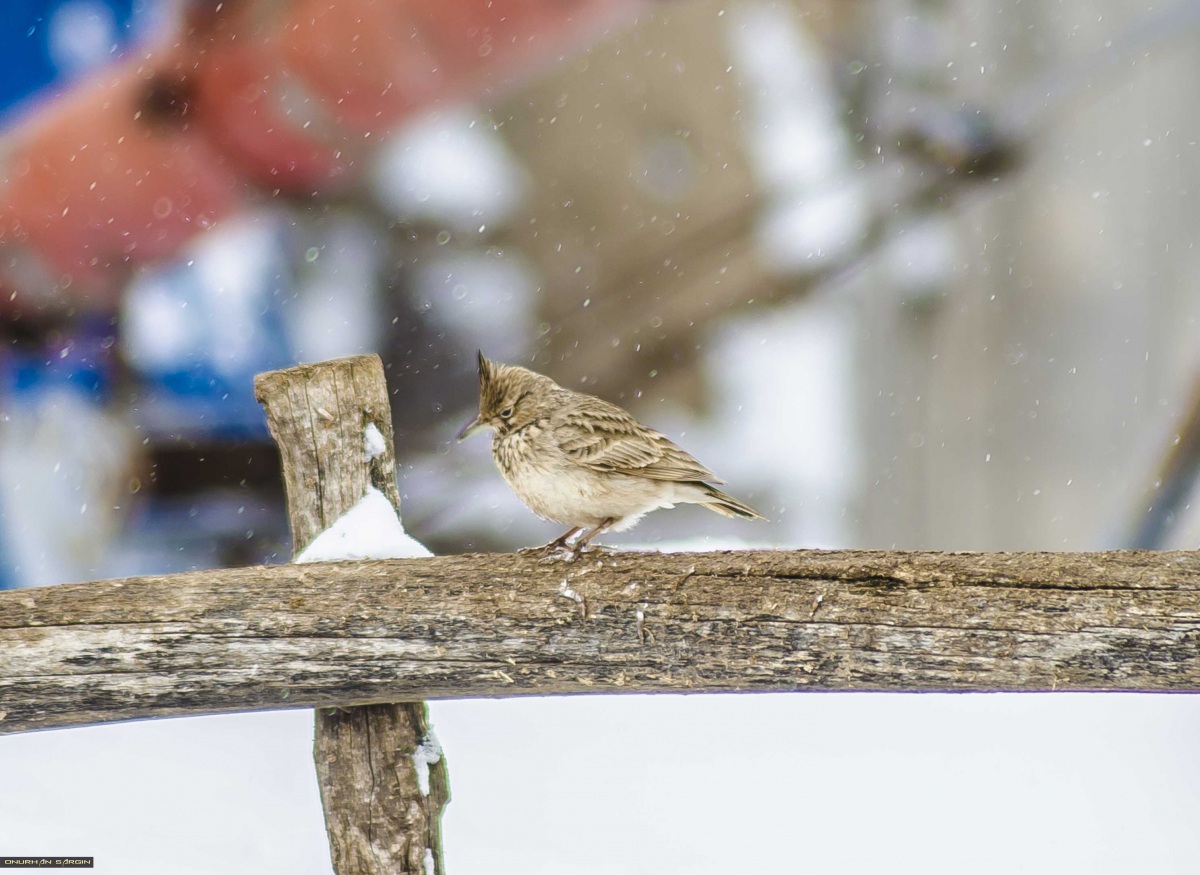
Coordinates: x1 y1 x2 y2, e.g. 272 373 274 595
456 351 555 441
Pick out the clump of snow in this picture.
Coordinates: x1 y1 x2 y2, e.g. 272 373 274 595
363 423 387 461
412 731 443 797
422 847 436 875
295 487 431 562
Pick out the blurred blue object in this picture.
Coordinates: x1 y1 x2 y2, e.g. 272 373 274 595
0 315 125 589
122 215 296 441
124 267 293 442
0 315 117 401
0 0 156 116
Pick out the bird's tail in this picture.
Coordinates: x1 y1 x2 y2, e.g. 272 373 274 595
696 483 767 521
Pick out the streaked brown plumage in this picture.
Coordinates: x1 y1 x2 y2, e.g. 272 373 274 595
457 351 765 551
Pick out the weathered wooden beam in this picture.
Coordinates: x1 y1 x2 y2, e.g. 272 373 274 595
254 354 449 875
3 548 1200 735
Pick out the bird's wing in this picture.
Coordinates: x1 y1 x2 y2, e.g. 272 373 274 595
557 396 722 483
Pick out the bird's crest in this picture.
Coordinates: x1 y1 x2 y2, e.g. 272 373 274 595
476 351 512 415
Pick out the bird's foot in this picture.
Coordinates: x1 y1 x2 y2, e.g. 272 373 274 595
520 526 584 559
567 518 616 557
519 543 577 562
518 521 615 561
521 543 576 561
569 542 614 559
544 542 613 563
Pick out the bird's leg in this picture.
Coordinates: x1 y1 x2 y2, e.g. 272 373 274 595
572 518 616 555
520 526 583 556
546 525 584 551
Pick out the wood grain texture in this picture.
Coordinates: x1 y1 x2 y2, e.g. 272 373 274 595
4 548 1200 736
254 355 400 553
314 703 449 875
254 355 448 875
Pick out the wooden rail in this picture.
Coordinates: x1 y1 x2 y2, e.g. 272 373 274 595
5 547 1200 735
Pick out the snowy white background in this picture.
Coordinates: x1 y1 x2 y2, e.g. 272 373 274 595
3 695 1200 874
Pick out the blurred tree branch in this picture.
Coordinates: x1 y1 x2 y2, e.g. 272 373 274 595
469 0 1200 404
1127 373 1200 548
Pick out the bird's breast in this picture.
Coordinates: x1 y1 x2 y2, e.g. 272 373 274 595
493 423 543 473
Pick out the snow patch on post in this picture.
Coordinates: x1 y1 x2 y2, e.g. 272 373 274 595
295 487 431 562
363 422 387 461
412 730 443 797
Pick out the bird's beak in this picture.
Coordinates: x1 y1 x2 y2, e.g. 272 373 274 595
456 414 487 442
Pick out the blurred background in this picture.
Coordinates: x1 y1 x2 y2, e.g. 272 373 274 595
2 0 1200 872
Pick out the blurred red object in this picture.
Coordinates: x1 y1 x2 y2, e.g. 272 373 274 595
0 0 639 315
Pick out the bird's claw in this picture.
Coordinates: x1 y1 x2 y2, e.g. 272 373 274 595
520 524 615 562
521 543 602 563
520 542 575 561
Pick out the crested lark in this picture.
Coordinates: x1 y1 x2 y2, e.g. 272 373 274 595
457 351 765 551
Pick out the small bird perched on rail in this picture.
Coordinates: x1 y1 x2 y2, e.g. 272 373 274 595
457 351 765 553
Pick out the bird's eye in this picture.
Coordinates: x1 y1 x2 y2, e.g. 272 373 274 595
500 406 514 419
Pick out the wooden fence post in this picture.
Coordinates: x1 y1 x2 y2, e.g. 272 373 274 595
254 355 450 875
